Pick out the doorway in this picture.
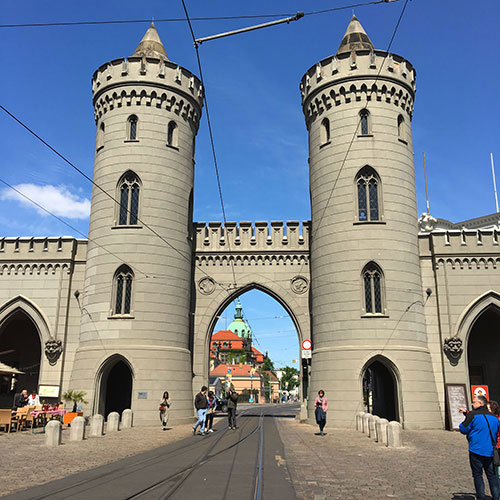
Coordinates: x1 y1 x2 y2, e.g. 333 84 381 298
98 357 133 418
362 358 398 421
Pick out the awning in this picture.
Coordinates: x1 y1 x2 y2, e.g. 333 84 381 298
0 362 24 375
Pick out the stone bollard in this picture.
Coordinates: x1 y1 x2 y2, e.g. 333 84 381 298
45 420 62 447
107 412 120 432
70 416 86 441
376 418 389 445
121 409 133 429
90 414 104 437
362 413 371 434
387 421 403 448
300 399 308 422
356 412 365 431
369 415 380 440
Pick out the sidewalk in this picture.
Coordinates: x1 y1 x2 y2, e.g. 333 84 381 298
277 418 477 500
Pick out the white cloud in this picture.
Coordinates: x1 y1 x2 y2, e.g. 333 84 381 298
1 184 90 219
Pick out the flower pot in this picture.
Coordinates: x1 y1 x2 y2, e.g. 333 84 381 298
63 412 83 427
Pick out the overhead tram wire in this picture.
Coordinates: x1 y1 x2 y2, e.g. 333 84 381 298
0 1 401 29
295 0 410 280
180 0 239 292
0 104 228 290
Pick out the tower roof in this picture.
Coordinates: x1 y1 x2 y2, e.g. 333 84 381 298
336 15 374 55
133 23 169 60
227 299 252 339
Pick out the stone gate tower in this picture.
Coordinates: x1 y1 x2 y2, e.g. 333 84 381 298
302 17 442 428
69 25 203 425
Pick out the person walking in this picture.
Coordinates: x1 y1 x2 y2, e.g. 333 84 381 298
193 386 208 436
159 391 170 431
227 389 238 429
314 389 328 436
205 391 217 433
460 395 500 500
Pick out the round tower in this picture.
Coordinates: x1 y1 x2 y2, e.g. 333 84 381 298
302 17 442 429
70 25 203 425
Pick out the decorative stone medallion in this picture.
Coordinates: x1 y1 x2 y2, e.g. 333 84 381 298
45 339 63 366
198 277 216 295
291 276 309 294
443 337 463 366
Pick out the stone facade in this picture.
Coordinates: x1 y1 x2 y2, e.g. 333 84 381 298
1 20 499 428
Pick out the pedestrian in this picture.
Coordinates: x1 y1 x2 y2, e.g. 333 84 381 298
459 395 500 500
205 390 217 433
227 389 238 429
193 386 208 436
488 400 500 479
159 391 170 431
27 390 40 406
314 389 328 436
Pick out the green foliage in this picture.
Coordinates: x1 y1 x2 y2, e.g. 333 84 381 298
62 390 88 412
280 366 299 391
261 371 271 403
261 357 276 375
226 349 247 364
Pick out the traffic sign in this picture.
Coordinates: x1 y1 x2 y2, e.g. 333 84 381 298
302 349 312 359
301 339 312 350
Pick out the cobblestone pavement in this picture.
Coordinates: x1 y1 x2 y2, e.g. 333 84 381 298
0 421 194 497
277 418 480 500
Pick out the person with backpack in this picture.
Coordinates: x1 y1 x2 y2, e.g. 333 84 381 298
460 395 500 500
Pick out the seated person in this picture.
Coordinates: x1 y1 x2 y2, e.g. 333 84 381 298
27 390 40 406
15 389 29 408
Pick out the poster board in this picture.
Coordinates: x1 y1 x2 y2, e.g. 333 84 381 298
38 385 60 398
445 383 468 431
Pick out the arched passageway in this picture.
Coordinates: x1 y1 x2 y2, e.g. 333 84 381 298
0 310 42 408
362 359 398 422
98 358 133 418
468 307 500 401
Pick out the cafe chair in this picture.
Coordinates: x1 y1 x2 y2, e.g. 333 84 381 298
0 409 15 433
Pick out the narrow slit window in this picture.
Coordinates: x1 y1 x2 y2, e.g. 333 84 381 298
320 118 330 145
167 121 178 147
360 109 370 135
128 115 138 140
397 115 404 141
113 266 134 315
363 262 384 314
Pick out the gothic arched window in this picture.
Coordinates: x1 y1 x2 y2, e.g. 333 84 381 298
96 122 105 151
397 114 404 141
362 262 384 314
359 109 370 136
113 265 134 315
128 115 138 140
320 118 330 145
117 171 141 226
356 166 381 222
167 121 178 148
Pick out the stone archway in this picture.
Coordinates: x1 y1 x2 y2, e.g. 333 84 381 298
362 356 400 422
96 355 133 418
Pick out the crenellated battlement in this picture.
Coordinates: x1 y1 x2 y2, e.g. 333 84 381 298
194 221 310 253
92 56 204 129
300 50 415 127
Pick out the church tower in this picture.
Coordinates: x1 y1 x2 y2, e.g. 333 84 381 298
69 25 203 424
302 17 442 428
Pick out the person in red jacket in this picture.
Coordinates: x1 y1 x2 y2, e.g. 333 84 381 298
314 390 328 436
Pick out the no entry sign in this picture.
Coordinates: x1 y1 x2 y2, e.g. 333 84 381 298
301 339 312 350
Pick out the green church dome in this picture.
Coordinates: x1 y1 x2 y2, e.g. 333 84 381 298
227 299 252 339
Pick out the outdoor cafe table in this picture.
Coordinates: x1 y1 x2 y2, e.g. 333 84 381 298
30 409 67 432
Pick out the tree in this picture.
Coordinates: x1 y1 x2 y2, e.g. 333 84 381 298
226 349 247 364
62 390 88 412
261 357 276 375
280 366 299 391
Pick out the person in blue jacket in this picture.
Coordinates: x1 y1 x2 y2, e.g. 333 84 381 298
459 395 500 500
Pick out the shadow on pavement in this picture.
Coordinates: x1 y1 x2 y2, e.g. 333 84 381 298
451 493 476 499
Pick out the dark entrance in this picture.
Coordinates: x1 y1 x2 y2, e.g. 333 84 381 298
101 359 133 418
468 307 500 402
362 359 398 421
0 310 42 408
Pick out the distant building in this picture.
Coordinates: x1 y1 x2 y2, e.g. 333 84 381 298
210 364 264 402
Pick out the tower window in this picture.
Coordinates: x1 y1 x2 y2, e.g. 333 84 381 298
113 265 134 315
359 109 370 136
362 262 384 314
320 118 330 146
117 171 141 226
397 115 405 141
167 121 178 148
356 166 381 222
128 115 138 140
96 122 105 151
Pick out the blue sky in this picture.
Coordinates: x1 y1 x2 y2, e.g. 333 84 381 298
1 0 499 366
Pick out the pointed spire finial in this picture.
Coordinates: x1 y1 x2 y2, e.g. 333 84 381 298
336 15 374 56
133 23 169 60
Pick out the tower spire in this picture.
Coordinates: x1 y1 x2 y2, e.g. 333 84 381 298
336 15 374 55
133 23 169 60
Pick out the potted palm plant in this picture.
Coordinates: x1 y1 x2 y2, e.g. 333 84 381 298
62 390 87 426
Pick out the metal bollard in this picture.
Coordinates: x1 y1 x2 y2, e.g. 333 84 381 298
45 420 62 447
376 418 389 445
70 416 86 441
387 421 403 448
90 414 104 437
121 409 133 428
362 413 371 434
107 412 120 432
